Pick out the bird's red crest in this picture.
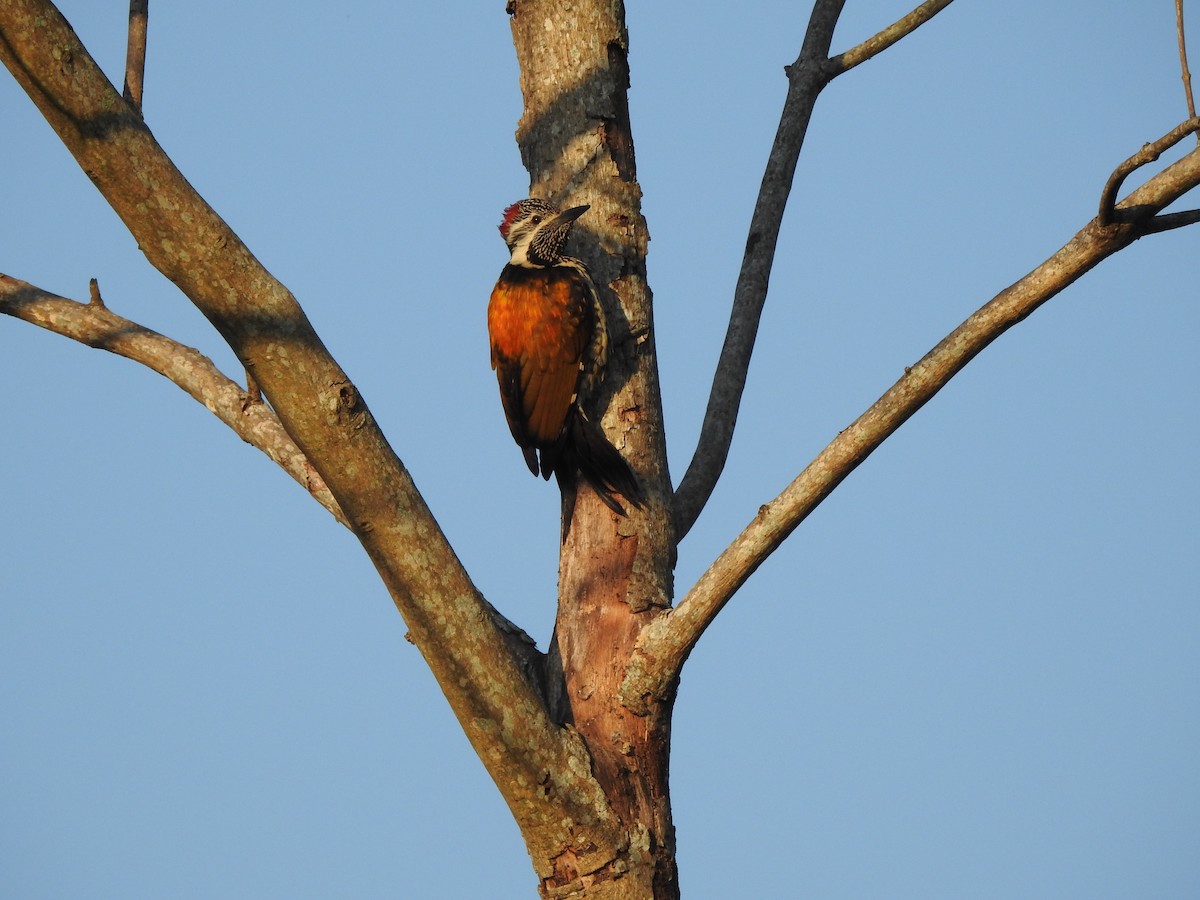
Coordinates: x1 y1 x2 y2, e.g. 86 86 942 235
498 201 525 240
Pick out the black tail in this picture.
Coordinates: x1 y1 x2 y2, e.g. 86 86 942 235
555 411 643 534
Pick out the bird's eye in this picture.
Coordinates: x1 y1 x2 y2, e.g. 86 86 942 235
530 216 542 224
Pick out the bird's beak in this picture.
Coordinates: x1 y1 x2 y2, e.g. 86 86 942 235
555 205 590 226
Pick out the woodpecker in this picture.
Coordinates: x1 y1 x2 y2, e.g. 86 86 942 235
488 198 642 519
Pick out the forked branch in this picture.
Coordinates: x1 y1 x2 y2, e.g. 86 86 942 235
0 274 347 526
1098 116 1200 225
626 138 1200 711
1 271 551 733
672 0 957 540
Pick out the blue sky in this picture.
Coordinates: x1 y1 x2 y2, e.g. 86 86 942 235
2 2 1197 897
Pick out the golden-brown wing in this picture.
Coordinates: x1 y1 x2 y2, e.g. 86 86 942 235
488 266 591 474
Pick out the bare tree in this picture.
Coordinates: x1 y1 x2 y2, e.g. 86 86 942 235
2 1 1197 896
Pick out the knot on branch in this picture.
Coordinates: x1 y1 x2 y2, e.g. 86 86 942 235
331 380 372 431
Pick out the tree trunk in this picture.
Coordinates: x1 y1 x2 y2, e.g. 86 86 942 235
508 1 679 896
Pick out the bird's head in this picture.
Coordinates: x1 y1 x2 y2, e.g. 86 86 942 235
498 199 589 267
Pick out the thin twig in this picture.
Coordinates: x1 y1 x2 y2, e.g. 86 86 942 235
123 0 148 115
1179 0 1197 124
0 274 349 528
827 0 957 76
1098 116 1200 225
623 141 1200 712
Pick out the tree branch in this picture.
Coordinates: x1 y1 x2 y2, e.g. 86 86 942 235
670 0 845 540
123 0 147 115
624 140 1200 712
0 273 349 527
672 0 956 540
0 0 612 858
1098 116 1200 225
2 277 552 702
1138 206 1200 233
827 0 957 76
